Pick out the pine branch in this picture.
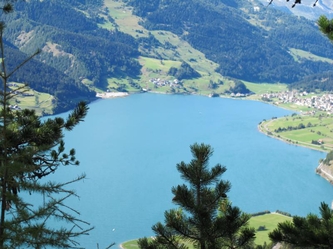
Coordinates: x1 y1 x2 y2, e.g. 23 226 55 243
64 101 89 131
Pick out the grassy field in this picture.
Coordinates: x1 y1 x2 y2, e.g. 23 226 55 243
8 83 54 115
259 112 333 152
120 213 292 249
244 82 288 95
289 48 333 64
102 0 146 36
250 213 292 245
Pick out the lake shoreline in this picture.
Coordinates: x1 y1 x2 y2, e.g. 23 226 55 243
95 90 332 183
257 121 332 184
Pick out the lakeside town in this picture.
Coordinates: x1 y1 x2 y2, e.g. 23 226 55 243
260 90 333 114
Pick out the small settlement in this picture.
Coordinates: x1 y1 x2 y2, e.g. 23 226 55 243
149 78 181 88
260 91 333 114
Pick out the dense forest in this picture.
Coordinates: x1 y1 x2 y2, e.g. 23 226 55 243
289 71 333 92
168 61 201 80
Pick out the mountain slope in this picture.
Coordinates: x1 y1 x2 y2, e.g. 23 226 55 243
3 0 333 113
122 0 333 83
2 0 142 113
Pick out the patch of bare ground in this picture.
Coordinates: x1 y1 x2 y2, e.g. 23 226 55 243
42 42 74 58
316 163 333 184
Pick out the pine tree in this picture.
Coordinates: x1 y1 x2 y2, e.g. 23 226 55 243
138 143 255 249
318 15 333 42
269 202 333 248
0 17 92 248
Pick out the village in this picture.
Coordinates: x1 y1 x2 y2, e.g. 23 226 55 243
260 90 333 114
149 78 181 88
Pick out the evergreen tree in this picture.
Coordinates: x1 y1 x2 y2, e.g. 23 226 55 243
318 15 333 42
138 143 255 249
269 202 333 248
0 18 92 248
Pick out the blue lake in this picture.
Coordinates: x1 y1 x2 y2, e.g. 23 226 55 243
52 93 332 248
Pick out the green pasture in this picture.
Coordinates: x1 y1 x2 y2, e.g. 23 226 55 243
278 102 313 112
151 30 220 76
139 57 181 72
289 48 333 64
8 84 54 115
249 213 292 246
137 56 232 95
105 77 142 92
104 0 131 20
81 78 94 89
14 93 54 115
120 213 292 249
261 113 333 151
104 0 147 37
244 82 288 94
181 79 230 95
97 19 115 30
121 240 140 249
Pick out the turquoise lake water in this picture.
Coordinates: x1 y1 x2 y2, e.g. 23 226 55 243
51 93 332 248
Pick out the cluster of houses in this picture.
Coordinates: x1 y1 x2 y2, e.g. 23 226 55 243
230 93 252 97
261 91 333 113
7 83 34 110
149 78 181 88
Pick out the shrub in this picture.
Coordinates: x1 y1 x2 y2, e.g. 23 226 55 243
276 210 292 217
251 211 271 217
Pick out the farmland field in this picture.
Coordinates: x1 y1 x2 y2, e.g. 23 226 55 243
259 112 333 151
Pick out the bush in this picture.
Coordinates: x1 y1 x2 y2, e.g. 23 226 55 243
276 210 292 217
257 226 267 231
251 211 271 217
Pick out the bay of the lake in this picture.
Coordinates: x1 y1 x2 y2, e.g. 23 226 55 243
52 93 333 248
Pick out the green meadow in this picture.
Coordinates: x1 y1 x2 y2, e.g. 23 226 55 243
249 213 292 246
289 48 333 64
120 213 292 249
8 83 54 115
259 112 333 152
244 82 288 95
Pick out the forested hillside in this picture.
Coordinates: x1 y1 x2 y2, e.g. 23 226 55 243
124 0 333 83
3 0 333 113
1 0 142 113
